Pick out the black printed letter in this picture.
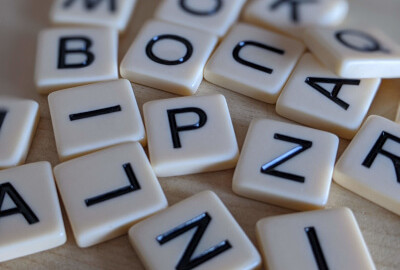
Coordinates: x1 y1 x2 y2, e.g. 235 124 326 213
69 105 121 121
233 41 284 74
85 163 141 206
167 107 207 149
305 227 329 270
305 77 360 110
58 36 95 69
335 29 389 53
179 0 222 16
146 34 193 65
270 0 316 22
0 182 39 224
362 131 400 183
261 133 312 183
63 0 116 12
0 110 7 131
156 212 232 270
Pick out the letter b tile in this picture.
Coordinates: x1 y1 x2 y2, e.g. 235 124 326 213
256 208 376 270
128 190 261 270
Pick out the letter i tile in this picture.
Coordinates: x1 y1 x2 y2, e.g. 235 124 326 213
0 162 66 262
129 190 261 270
334 115 400 216
204 23 305 104
35 27 118 94
53 142 168 248
256 208 376 270
233 118 338 211
143 94 239 177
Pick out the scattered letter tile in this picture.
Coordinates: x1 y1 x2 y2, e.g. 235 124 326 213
233 118 338 211
143 94 239 177
303 27 400 78
129 190 261 270
154 0 246 37
0 162 66 262
204 23 305 104
54 142 168 248
256 208 376 270
334 115 400 216
276 53 380 139
120 20 217 95
0 97 39 169
48 79 145 161
35 27 118 94
50 0 137 33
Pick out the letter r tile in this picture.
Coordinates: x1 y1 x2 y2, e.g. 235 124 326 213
54 142 168 248
233 118 338 210
143 94 239 177
128 190 261 270
256 208 376 270
334 115 400 216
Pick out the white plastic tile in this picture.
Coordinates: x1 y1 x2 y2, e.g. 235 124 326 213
276 53 380 139
204 23 305 104
233 118 338 210
129 190 261 270
243 0 348 38
256 208 376 270
120 20 217 95
154 0 246 37
303 27 400 78
35 27 118 94
48 79 145 161
143 94 239 177
334 115 400 216
54 142 168 248
50 0 137 33
0 162 66 262
0 97 39 169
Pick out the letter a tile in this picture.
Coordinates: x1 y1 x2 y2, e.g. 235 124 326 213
143 94 239 177
0 97 39 169
48 79 145 161
276 53 380 139
0 162 66 262
256 208 376 270
35 27 118 94
334 115 400 216
233 119 338 210
120 20 217 95
54 142 168 247
129 190 261 270
204 23 305 104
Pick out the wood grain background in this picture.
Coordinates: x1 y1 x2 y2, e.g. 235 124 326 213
0 0 399 269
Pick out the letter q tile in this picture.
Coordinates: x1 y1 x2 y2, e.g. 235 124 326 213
143 94 239 177
233 118 338 211
48 79 145 161
256 208 376 270
128 190 261 270
334 115 400 216
120 20 217 95
54 142 168 248
0 162 66 262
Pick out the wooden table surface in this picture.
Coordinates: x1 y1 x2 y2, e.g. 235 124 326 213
1 0 399 269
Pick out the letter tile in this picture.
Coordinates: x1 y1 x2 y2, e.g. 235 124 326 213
35 27 118 94
50 0 137 33
0 162 66 262
233 118 338 210
256 208 376 270
334 115 400 216
53 142 167 248
143 94 239 177
129 190 261 270
120 20 217 95
48 79 145 161
0 97 39 169
243 0 348 38
303 27 400 78
154 0 246 37
204 23 305 104
276 53 380 139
